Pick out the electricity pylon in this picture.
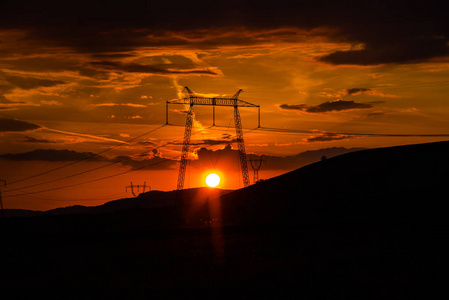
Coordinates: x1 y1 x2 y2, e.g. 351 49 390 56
249 157 266 184
166 87 260 190
126 181 150 197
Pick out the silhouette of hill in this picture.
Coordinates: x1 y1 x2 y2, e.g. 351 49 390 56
217 139 449 226
3 188 232 218
1 140 448 298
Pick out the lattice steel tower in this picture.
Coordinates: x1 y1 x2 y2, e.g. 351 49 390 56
249 157 265 184
166 87 260 190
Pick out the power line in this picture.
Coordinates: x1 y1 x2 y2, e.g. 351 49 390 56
7 125 165 186
258 127 449 137
2 156 174 199
209 125 449 137
3 126 212 199
3 156 131 193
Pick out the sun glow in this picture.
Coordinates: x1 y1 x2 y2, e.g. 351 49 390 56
205 173 221 188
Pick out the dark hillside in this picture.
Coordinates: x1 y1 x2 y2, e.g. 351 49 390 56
1 140 448 299
218 140 449 226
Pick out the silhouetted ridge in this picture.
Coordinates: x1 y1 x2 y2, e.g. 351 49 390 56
216 140 449 226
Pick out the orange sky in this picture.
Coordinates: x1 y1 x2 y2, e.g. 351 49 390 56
1 1 449 210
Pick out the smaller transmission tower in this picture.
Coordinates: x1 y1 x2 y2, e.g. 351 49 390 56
126 181 150 197
249 157 265 184
0 179 6 218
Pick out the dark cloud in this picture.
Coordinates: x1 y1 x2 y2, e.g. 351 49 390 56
91 53 136 60
0 95 25 104
114 155 177 170
280 99 372 113
137 140 157 146
364 112 386 118
0 149 106 161
22 136 53 143
169 138 237 147
91 61 217 76
305 132 354 142
0 57 79 72
78 68 111 80
278 104 308 111
0 1 447 64
3 75 66 90
318 38 449 65
346 88 371 95
0 89 26 105
0 118 40 132
2 0 449 87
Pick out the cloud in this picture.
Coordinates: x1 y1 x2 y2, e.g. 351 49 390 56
0 94 24 104
168 138 237 147
89 103 147 108
91 61 218 76
304 132 354 143
346 88 371 95
279 99 372 113
22 136 53 143
0 118 40 132
0 1 447 66
137 140 157 146
3 74 66 90
363 111 386 118
0 149 106 161
318 38 449 65
113 155 177 170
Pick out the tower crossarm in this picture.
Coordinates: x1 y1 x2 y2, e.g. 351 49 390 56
167 97 259 108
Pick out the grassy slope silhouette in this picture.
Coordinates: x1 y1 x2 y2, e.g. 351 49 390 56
1 140 448 298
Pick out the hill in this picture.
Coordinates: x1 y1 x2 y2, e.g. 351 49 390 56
1 140 448 298
217 139 449 226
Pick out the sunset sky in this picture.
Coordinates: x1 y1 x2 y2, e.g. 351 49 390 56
1 1 449 210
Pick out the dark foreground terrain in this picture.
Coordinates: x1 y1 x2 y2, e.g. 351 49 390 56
2 140 449 299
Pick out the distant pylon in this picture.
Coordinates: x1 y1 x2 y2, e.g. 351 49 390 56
249 157 265 184
0 179 6 218
126 181 150 197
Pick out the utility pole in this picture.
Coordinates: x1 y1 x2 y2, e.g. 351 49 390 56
166 87 260 190
0 180 6 218
249 157 265 184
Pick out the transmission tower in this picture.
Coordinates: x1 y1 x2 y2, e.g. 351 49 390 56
249 157 266 184
126 181 150 197
166 87 260 190
0 180 5 218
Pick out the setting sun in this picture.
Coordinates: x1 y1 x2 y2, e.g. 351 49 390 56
205 173 221 188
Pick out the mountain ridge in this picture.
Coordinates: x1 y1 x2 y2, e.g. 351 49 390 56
4 140 449 226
